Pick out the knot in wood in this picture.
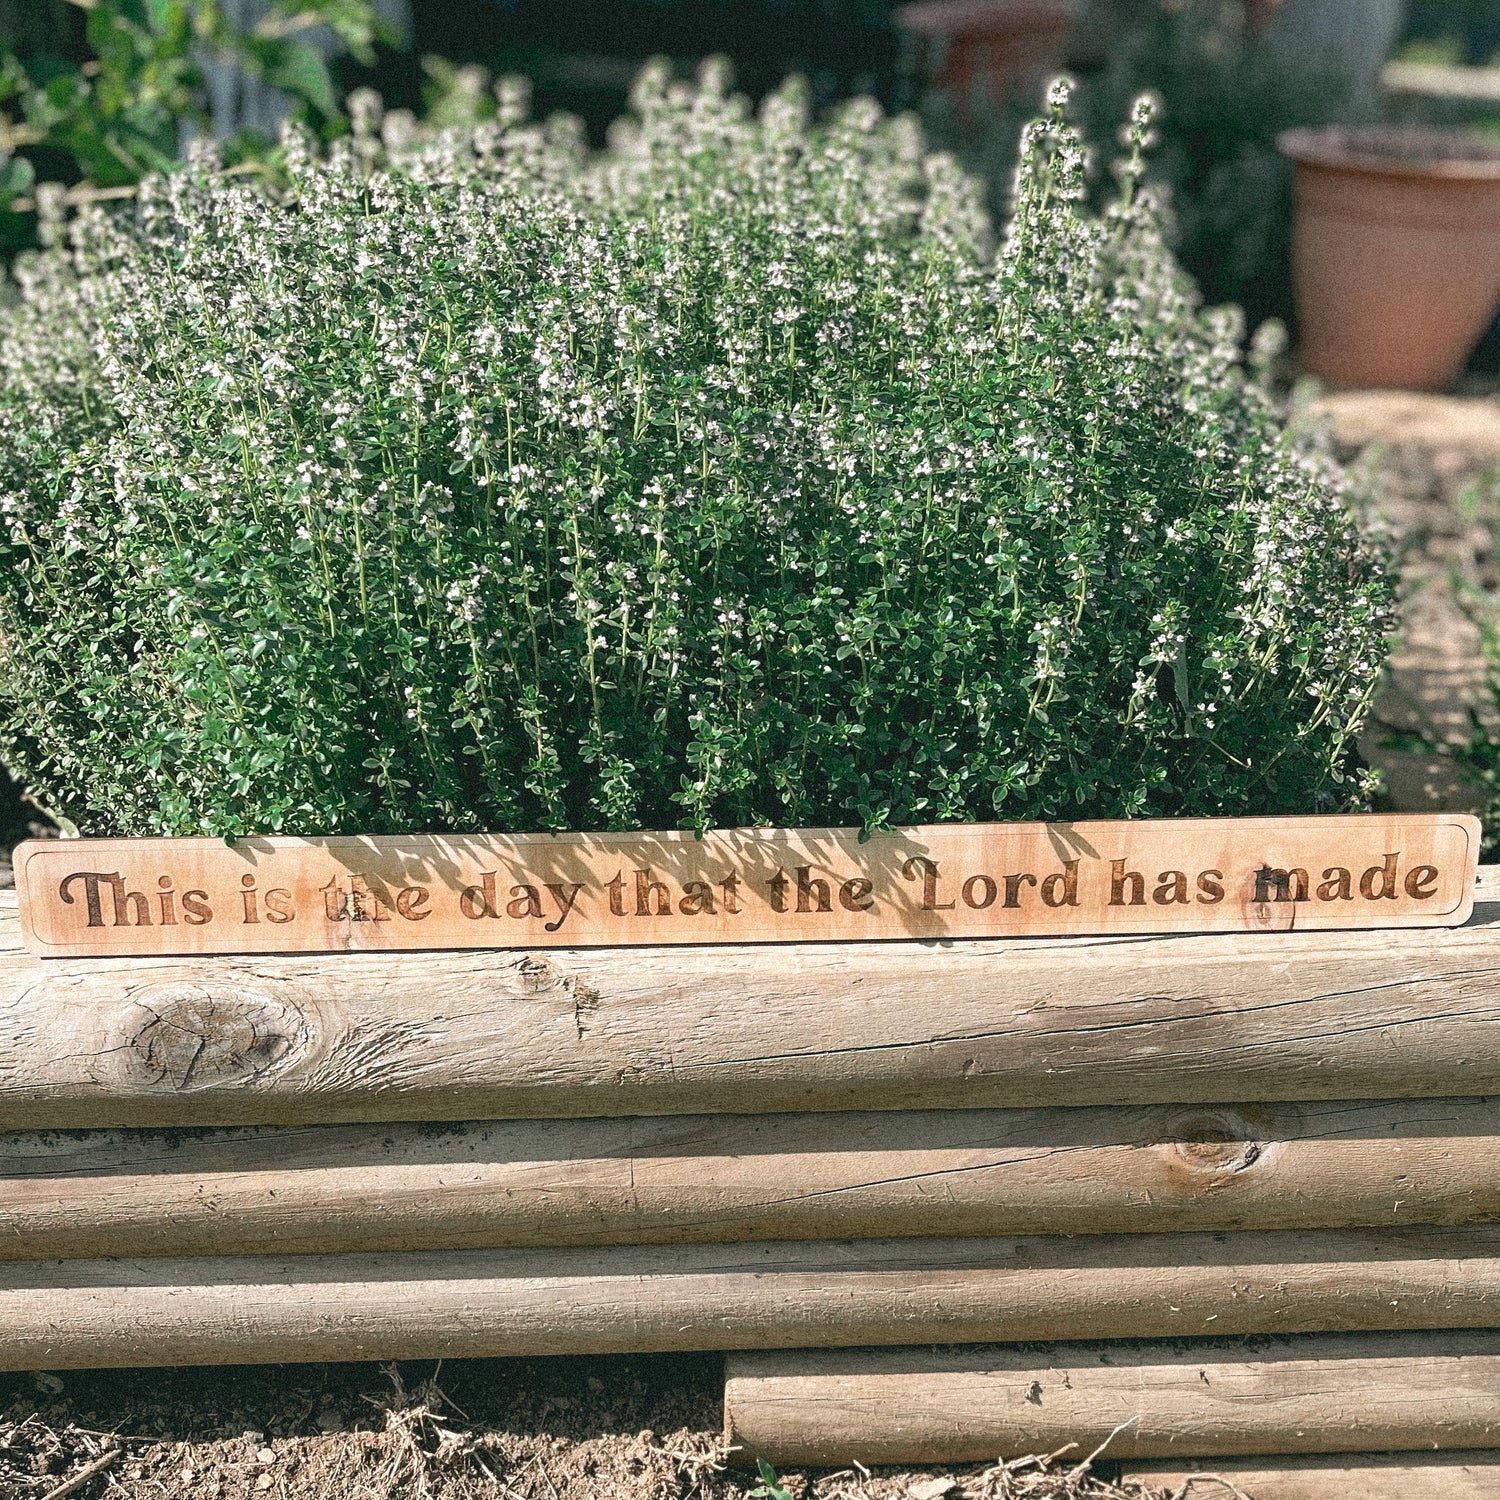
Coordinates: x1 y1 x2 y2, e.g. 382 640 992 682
513 954 570 993
128 984 304 1092
1160 1108 1264 1177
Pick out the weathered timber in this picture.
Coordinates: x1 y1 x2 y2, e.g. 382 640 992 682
8 887 1500 1126
722 1332 1500 1465
1123 1453 1500 1500
4 1229 1500 1370
6 1098 1500 1259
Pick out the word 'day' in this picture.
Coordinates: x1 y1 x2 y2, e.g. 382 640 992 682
13 814 1481 958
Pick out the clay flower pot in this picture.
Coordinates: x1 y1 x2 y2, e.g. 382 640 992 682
896 0 1078 108
1279 126 1500 391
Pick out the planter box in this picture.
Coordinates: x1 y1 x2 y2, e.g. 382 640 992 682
5 868 1500 1474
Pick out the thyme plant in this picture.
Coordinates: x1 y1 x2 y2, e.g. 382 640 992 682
0 69 1393 837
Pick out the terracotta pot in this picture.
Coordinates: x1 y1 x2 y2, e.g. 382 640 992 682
896 0 1078 107
1280 126 1500 391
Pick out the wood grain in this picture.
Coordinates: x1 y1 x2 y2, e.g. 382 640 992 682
9 886 1500 1126
6 1098 1500 1259
14 815 1478 957
5 1230 1500 1370
722 1332 1500 1465
1122 1453 1500 1500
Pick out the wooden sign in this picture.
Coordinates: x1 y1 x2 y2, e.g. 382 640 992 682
12 814 1481 959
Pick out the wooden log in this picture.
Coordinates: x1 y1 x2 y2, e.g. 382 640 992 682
8 888 1500 1127
722 1333 1500 1466
6 1230 1500 1371
7 1097 1500 1259
1122 1452 1500 1500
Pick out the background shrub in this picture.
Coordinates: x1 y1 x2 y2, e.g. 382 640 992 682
0 70 1393 837
0 0 394 256
921 0 1393 335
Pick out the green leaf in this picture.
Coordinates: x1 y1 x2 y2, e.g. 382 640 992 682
748 1458 795 1499
259 39 337 118
0 154 35 206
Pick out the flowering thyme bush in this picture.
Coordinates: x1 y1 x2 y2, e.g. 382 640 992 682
0 69 1393 837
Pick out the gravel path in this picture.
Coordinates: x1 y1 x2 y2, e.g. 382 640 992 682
1308 385 1500 816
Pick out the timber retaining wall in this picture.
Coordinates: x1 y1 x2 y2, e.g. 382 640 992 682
7 881 1500 1490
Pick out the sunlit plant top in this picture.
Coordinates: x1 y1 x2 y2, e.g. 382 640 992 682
0 67 1392 837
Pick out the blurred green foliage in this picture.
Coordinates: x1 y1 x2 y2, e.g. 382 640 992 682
346 0 901 147
1078 0 1370 331
0 0 392 253
923 0 1389 333
1405 0 1500 65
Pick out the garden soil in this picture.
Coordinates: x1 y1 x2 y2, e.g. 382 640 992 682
0 1355 1176 1500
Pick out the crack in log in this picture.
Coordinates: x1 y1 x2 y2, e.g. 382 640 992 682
573 980 600 1040
676 974 1500 1071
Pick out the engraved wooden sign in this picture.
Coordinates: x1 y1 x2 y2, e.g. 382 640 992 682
12 813 1481 958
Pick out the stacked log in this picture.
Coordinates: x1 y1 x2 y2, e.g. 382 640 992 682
8 900 1500 1126
6 1098 1499 1258
722 1335 1500 1464
5 886 1500 1487
7 1229 1500 1369
1123 1454 1500 1500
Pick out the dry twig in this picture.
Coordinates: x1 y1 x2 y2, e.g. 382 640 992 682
38 1447 119 1500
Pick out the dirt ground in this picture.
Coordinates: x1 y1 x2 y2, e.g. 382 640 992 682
0 1355 1179 1500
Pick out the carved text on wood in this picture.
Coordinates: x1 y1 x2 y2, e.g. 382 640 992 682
14 814 1480 957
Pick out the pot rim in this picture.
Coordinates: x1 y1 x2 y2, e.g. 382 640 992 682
895 0 1079 35
1279 125 1500 181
